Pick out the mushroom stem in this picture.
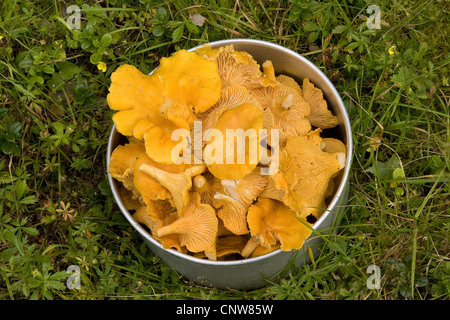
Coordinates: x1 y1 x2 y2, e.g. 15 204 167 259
336 152 346 169
262 60 276 81
220 179 240 203
241 236 261 258
281 93 294 110
139 163 205 215
193 175 208 193
156 223 180 238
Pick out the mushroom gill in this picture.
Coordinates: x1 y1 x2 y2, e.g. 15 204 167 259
138 163 206 215
155 193 218 253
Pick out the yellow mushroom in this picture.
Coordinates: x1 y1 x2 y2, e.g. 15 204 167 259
258 175 286 202
133 153 175 203
117 184 141 211
203 95 269 180
241 198 312 257
212 193 248 235
216 235 248 258
192 172 215 206
108 140 146 192
199 44 269 89
250 243 281 258
252 73 311 147
132 201 181 252
211 168 267 235
272 129 346 219
107 50 221 164
321 137 347 154
138 163 206 216
155 192 218 253
276 74 302 94
302 78 339 129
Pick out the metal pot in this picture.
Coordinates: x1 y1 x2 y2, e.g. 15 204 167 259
107 39 353 290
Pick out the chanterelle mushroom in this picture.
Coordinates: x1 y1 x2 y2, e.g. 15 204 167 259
108 140 146 192
242 197 313 257
192 172 215 206
198 44 270 89
212 168 267 235
302 78 338 129
132 153 181 203
133 201 182 251
107 50 221 164
252 72 311 147
273 129 346 219
138 163 205 215
202 87 270 180
155 192 218 253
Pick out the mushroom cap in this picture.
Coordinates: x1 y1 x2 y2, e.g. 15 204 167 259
276 74 302 94
321 137 347 154
155 193 218 253
213 193 249 235
250 243 281 258
107 50 221 164
252 77 311 147
139 163 206 215
246 197 313 252
204 100 265 180
199 45 266 89
152 49 222 113
198 85 254 137
108 140 146 191
273 129 346 218
302 78 339 129
211 168 267 235
133 201 181 251
117 184 141 211
258 175 286 202
216 235 248 258
133 152 189 203
212 167 268 208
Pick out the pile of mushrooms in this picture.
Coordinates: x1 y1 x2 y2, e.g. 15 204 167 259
107 45 346 260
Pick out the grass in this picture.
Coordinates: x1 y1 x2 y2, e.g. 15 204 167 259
0 0 448 300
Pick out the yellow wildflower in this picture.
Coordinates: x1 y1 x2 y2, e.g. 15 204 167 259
388 45 396 55
0 35 4 41
97 61 107 72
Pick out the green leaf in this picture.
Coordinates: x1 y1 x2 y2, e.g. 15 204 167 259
391 66 410 89
152 25 165 37
155 7 168 22
99 179 112 196
20 195 37 205
90 52 102 64
52 122 65 136
100 33 112 47
332 25 348 34
394 187 404 196
366 161 392 180
7 122 21 139
0 141 20 155
56 61 81 80
22 226 39 236
393 168 405 180
14 180 28 200
172 24 184 42
43 65 55 74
